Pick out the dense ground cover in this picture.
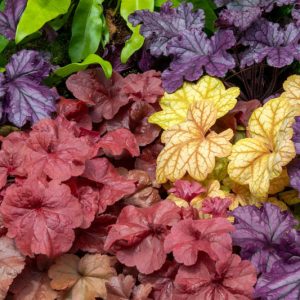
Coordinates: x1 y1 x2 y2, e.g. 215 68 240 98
0 0 300 299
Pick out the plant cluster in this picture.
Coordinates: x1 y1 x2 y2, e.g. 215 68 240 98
0 0 300 299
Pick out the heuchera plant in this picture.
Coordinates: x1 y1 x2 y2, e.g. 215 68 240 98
1 1 300 300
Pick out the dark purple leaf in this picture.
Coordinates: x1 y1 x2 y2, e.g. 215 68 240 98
0 0 27 40
162 29 236 92
129 1 204 57
240 19 300 68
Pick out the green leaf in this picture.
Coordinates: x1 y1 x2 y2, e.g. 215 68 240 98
0 67 5 72
54 53 112 78
120 0 154 64
69 0 106 62
0 35 8 53
0 0 5 11
155 0 180 7
49 3 75 31
15 0 71 43
191 0 217 33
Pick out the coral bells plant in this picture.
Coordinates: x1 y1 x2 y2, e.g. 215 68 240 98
1 0 300 299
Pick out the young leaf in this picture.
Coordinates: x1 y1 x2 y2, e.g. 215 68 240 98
228 97 296 197
149 75 239 130
0 35 8 53
15 0 71 43
156 101 233 183
48 253 116 299
120 0 154 64
69 0 106 63
54 54 112 78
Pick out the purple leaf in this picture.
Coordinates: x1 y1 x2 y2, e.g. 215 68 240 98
129 1 204 57
5 50 53 81
240 19 300 68
1 50 57 127
255 260 300 299
288 158 300 197
5 78 57 127
216 0 297 29
162 29 236 93
231 203 299 273
0 0 27 40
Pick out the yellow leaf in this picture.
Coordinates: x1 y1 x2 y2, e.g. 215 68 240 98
228 97 296 197
149 76 239 130
156 101 233 183
268 169 289 194
281 75 300 115
267 197 288 211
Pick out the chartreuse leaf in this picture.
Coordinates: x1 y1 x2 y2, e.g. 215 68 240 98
155 0 180 6
149 76 239 130
120 0 154 63
15 0 71 43
281 75 300 115
228 97 296 198
69 0 106 63
156 101 233 183
54 54 112 78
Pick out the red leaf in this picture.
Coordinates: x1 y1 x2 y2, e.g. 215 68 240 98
0 132 28 189
66 69 129 122
57 97 92 130
164 218 235 266
135 143 163 180
24 117 94 182
231 100 261 127
174 254 257 299
104 201 181 274
97 128 140 157
10 267 58 300
168 180 206 201
0 236 25 299
82 158 136 213
123 70 164 104
0 180 83 257
106 274 136 300
139 261 180 300
72 214 117 253
201 197 232 218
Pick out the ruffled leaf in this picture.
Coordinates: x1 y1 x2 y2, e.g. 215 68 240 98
156 101 233 183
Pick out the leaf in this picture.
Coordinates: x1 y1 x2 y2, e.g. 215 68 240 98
0 0 27 40
281 75 300 115
16 0 71 43
106 274 135 300
54 54 112 78
120 0 154 63
69 0 105 62
189 0 217 32
0 236 25 299
10 267 58 300
156 100 233 183
228 97 296 197
255 260 300 299
48 253 116 300
164 218 234 265
0 35 8 53
3 50 58 127
0 180 83 257
149 75 239 130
